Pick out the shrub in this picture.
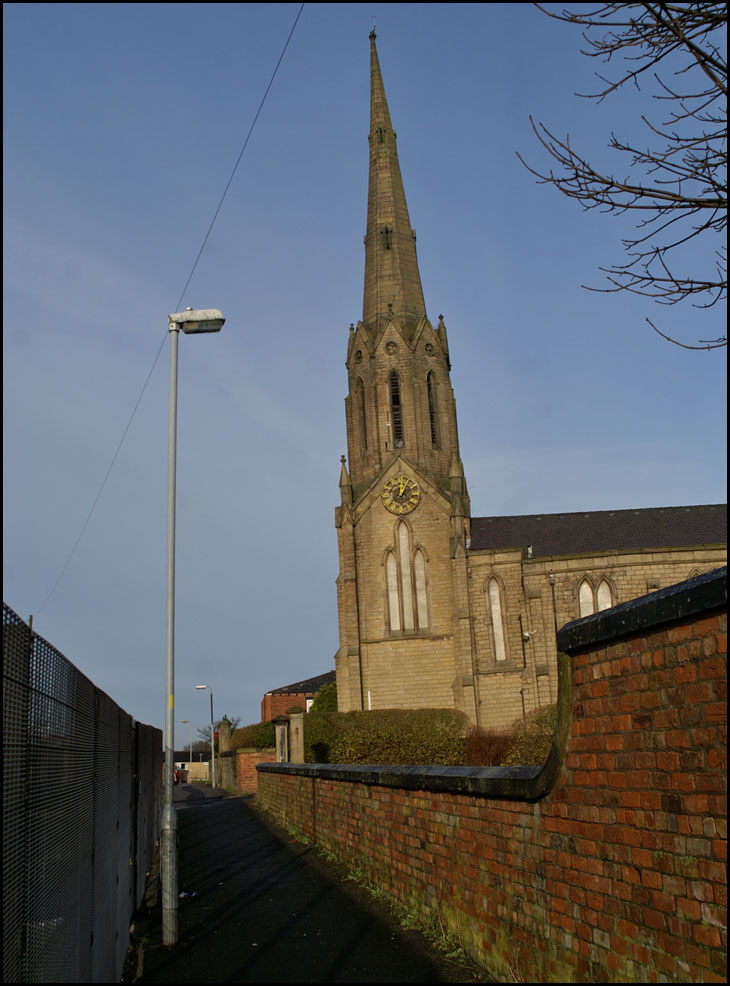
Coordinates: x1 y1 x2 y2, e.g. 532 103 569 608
230 720 276 750
304 708 468 765
464 704 558 766
464 727 512 766
502 704 558 765
303 710 339 763
310 681 337 712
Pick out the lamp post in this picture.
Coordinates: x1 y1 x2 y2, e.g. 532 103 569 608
181 719 193 769
195 684 215 788
162 307 225 947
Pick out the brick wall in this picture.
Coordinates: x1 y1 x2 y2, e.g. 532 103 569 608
235 749 276 795
258 570 727 982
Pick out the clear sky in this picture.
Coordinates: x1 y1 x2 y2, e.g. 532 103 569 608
4 3 726 736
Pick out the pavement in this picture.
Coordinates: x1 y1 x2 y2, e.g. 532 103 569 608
130 783 493 983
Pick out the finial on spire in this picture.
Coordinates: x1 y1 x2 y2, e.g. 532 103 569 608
340 454 346 465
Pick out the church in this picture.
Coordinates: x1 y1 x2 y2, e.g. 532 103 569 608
334 33 727 730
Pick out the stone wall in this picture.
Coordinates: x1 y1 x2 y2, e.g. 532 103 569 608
258 569 727 982
468 545 726 730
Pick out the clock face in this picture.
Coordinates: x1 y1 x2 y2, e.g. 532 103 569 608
381 474 421 514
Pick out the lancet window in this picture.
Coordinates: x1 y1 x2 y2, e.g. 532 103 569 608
427 372 440 448
389 372 404 447
356 377 368 451
487 577 508 663
386 521 429 632
578 577 614 618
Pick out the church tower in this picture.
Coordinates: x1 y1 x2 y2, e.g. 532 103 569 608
335 33 477 720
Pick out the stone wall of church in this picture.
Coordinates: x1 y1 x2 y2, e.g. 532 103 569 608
337 474 462 712
469 544 726 731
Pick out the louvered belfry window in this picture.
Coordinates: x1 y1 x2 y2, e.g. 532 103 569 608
389 372 404 447
356 377 367 451
427 372 439 447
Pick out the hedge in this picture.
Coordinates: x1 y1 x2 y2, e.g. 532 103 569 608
230 720 276 750
303 708 468 765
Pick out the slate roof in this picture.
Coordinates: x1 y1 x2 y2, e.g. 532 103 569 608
469 504 726 559
266 670 336 696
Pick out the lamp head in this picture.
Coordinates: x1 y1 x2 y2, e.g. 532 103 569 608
169 308 225 334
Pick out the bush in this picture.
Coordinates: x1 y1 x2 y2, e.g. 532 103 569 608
303 710 339 763
464 727 512 766
230 720 275 750
502 704 558 766
465 704 558 766
304 708 468 765
310 681 337 712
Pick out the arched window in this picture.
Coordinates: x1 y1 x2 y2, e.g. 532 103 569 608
596 579 613 612
356 377 367 451
427 372 440 448
578 577 614 617
385 522 429 632
398 522 415 630
389 372 404 447
414 550 428 626
487 577 508 662
578 579 594 618
386 552 401 631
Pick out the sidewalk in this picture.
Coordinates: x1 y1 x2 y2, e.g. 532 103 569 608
132 784 492 983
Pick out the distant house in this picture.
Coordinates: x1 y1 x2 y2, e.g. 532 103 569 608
261 671 336 722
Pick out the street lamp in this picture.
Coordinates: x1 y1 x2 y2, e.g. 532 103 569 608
162 307 225 947
181 719 193 769
195 684 215 789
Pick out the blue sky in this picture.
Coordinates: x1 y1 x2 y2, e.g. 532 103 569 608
4 3 726 734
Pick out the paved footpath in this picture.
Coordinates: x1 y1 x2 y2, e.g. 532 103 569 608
133 784 493 984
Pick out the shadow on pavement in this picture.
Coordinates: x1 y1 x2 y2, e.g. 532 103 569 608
133 787 492 983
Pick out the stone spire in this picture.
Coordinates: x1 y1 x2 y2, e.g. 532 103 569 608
362 31 426 337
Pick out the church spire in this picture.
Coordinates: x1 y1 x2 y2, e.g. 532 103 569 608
363 31 426 337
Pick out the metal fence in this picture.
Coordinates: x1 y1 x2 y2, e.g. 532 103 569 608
3 604 162 983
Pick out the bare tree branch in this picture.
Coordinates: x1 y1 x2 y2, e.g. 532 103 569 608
647 317 727 348
524 2 727 348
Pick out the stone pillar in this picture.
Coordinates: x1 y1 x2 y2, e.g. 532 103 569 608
289 712 305 764
273 716 289 762
218 717 232 753
218 752 235 790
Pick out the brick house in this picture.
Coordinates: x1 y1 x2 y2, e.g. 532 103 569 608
261 671 336 722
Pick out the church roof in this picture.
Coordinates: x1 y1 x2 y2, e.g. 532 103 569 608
265 670 336 696
470 504 727 558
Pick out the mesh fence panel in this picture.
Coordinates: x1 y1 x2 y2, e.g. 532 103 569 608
3 604 162 983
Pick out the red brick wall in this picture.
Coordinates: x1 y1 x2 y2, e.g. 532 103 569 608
235 749 276 794
258 608 727 982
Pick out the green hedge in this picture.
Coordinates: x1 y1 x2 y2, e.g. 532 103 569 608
230 720 275 750
501 704 557 765
304 708 468 765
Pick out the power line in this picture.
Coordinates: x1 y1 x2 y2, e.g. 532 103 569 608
35 3 306 618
